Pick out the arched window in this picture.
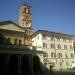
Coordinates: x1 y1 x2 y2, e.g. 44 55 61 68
7 38 10 44
0 33 3 44
19 39 22 45
9 55 18 73
33 56 41 72
0 37 3 44
14 39 17 44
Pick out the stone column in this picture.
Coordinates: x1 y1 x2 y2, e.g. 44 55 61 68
18 55 22 75
5 54 7 74
6 54 10 75
29 54 33 73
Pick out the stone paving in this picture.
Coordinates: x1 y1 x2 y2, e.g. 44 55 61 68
31 71 75 75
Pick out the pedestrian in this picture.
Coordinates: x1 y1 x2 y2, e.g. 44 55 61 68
50 64 53 73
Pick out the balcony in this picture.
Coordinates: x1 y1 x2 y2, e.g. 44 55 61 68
0 44 32 50
0 44 38 51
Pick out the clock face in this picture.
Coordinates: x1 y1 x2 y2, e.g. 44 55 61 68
25 21 31 28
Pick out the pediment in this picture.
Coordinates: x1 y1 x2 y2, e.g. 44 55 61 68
0 21 24 32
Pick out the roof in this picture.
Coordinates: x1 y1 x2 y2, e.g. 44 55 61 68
31 30 74 39
22 3 32 8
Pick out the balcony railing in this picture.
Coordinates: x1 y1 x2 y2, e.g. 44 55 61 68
0 44 37 51
0 44 31 49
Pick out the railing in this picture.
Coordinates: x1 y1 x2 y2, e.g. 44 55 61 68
0 44 37 50
0 44 31 49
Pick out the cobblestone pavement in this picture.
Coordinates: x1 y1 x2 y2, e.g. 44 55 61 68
31 71 75 75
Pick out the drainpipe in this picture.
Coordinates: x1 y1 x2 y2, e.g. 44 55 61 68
54 38 57 64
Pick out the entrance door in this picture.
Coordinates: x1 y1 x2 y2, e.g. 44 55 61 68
21 55 30 74
9 55 18 74
0 54 5 75
33 56 41 72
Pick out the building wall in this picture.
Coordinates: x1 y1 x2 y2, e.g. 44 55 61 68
0 30 32 46
32 33 75 70
32 34 43 50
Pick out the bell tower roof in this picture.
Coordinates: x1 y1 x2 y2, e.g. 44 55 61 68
22 0 32 7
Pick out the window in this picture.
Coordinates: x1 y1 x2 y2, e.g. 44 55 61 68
26 8 29 13
0 37 3 44
43 58 48 63
37 36 39 39
71 53 74 58
44 63 47 66
51 44 55 49
51 37 54 41
69 39 72 42
43 36 46 39
14 39 17 44
58 53 62 58
19 39 22 45
63 39 66 42
51 52 56 58
43 43 47 48
66 62 69 66
25 15 29 19
70 45 73 50
0 37 8 45
43 34 47 39
57 38 60 41
57 44 61 49
7 38 11 44
65 53 68 58
43 43 45 48
64 45 67 49
0 33 4 44
60 62 62 66
32 40 34 43
43 53 48 57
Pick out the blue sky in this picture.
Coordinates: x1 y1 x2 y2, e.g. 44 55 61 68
0 0 75 35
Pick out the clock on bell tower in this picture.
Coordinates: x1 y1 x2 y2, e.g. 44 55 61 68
19 3 32 29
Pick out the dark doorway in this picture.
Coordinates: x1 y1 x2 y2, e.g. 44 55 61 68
0 54 6 75
9 55 18 74
33 56 41 72
21 55 30 74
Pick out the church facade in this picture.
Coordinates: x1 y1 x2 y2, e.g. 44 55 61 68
0 3 44 75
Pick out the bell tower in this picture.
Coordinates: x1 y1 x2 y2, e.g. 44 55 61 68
19 2 33 45
19 3 32 29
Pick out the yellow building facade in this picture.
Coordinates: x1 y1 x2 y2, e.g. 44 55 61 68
32 30 75 71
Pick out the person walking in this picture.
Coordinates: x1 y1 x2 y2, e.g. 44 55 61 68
50 64 53 73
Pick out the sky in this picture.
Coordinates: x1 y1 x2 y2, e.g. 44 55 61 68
0 0 75 35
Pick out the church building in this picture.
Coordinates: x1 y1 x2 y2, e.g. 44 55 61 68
0 3 44 75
